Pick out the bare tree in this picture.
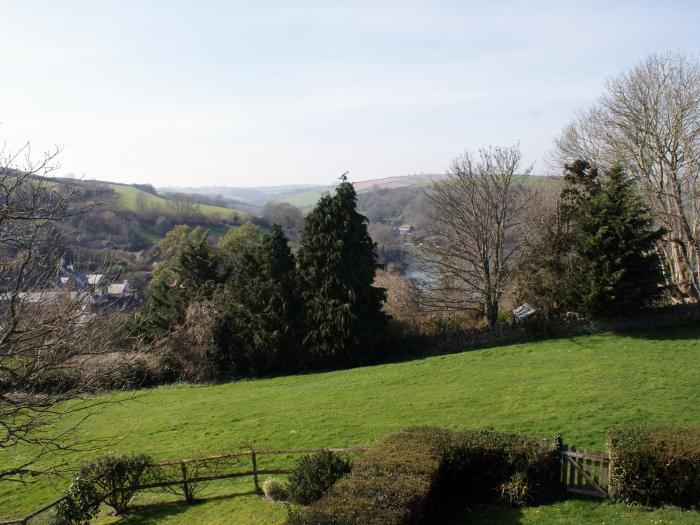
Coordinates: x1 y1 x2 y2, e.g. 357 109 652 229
0 144 121 482
166 195 201 221
419 146 533 326
556 52 700 302
262 202 305 245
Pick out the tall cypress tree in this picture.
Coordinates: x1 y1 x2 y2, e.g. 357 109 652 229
296 175 387 369
215 225 298 376
571 163 666 316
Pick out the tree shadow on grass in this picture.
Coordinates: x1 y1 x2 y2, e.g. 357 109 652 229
622 323 700 341
440 504 524 525
109 490 259 524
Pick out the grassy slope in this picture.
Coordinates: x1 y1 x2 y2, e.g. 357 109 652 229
2 327 700 523
273 187 331 208
108 184 248 220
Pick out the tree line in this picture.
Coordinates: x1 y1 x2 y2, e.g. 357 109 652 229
419 52 699 326
134 175 388 379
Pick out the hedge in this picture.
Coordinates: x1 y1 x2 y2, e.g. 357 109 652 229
608 427 700 508
286 427 562 525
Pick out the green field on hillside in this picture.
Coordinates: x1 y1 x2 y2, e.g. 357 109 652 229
273 187 331 209
108 184 248 220
1 327 699 524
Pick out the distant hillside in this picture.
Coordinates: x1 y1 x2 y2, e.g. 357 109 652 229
159 184 329 207
103 182 249 220
164 174 447 210
167 173 558 210
274 174 558 209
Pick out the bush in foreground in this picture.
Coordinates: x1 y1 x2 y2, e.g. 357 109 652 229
52 453 153 523
287 450 353 505
608 427 700 508
263 477 288 501
287 427 562 525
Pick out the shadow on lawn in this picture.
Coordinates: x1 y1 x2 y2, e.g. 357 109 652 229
111 491 258 524
442 504 524 525
624 323 700 341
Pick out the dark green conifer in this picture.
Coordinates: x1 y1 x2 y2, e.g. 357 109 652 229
139 226 218 338
215 225 298 375
570 163 666 316
296 175 387 368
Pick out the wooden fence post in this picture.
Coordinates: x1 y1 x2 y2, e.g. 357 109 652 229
251 448 260 493
181 461 193 504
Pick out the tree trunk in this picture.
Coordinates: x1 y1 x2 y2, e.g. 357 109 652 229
485 300 499 327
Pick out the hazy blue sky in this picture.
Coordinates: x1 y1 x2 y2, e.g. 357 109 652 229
2 1 700 187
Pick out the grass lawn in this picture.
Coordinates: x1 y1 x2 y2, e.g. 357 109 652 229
1 327 699 523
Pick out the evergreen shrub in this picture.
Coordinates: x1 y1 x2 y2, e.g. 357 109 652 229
287 450 353 505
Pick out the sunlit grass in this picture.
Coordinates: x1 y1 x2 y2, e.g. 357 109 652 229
1 326 699 523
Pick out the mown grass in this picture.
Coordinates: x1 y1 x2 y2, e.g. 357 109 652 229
1 327 699 523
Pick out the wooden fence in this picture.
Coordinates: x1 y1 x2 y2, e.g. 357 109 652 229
1 442 614 524
561 446 610 499
0 446 365 525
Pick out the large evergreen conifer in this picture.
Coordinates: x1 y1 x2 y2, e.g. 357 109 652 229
571 164 665 316
215 225 298 375
296 175 387 368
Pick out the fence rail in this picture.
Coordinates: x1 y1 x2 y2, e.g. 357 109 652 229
1 441 615 524
0 446 366 525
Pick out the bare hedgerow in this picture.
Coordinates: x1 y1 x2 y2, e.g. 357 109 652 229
154 301 221 382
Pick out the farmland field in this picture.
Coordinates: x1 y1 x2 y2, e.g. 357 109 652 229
1 327 699 524
107 183 249 221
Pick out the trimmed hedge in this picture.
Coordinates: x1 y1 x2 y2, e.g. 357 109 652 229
287 427 562 525
608 427 700 508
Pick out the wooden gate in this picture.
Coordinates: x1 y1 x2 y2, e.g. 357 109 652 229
561 445 609 498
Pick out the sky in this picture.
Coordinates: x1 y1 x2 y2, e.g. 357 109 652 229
1 1 700 188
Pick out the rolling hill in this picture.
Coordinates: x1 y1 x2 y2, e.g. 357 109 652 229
105 183 249 221
166 173 559 211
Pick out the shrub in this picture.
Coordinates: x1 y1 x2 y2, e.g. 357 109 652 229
51 477 101 525
288 427 562 525
263 477 288 501
608 427 700 508
77 453 152 514
287 450 353 505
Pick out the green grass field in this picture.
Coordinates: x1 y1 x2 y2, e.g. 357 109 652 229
107 184 249 221
273 187 332 209
1 327 699 524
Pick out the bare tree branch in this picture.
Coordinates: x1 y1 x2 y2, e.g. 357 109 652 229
418 145 534 326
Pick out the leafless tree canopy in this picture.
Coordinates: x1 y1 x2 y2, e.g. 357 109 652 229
0 145 122 482
419 145 533 326
556 52 700 302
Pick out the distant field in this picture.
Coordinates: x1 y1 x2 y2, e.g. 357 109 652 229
1 327 699 524
107 184 248 220
273 187 332 208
